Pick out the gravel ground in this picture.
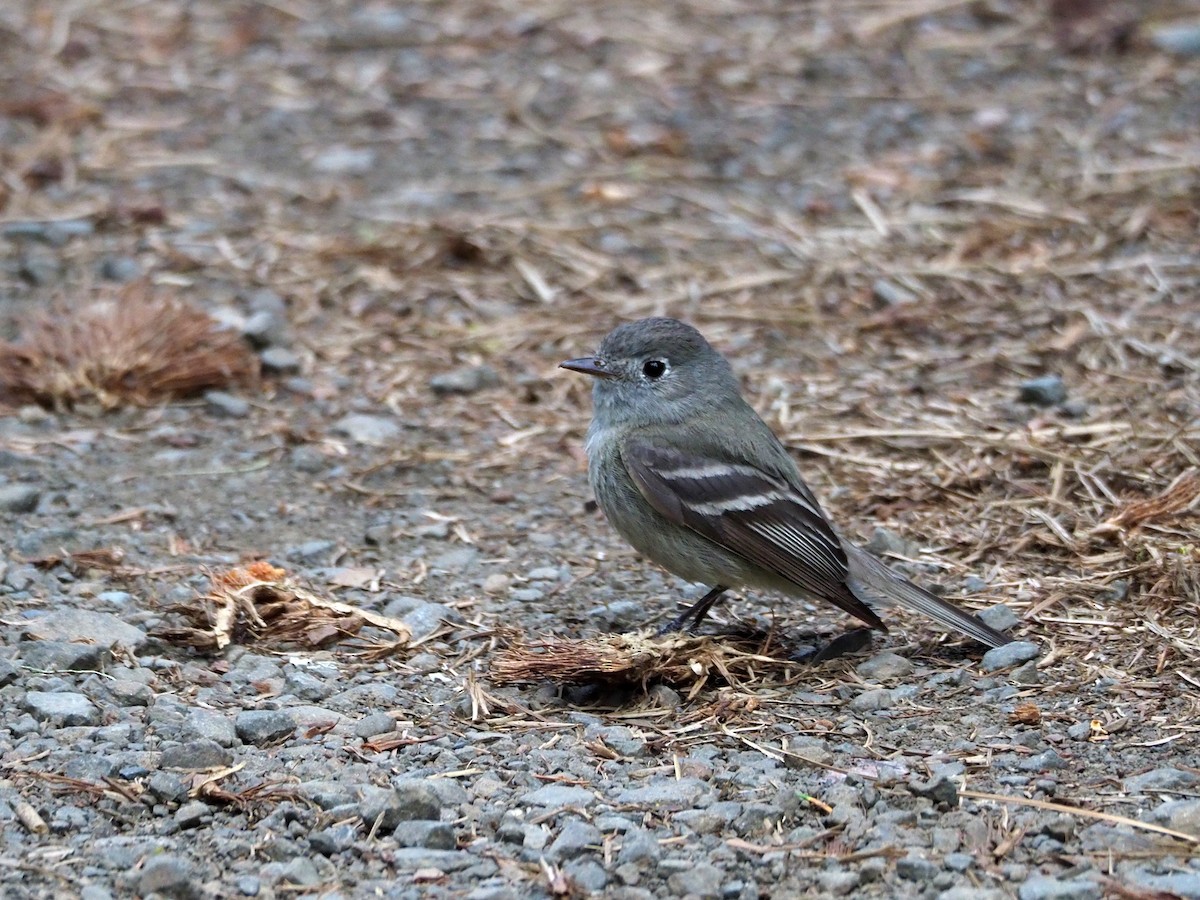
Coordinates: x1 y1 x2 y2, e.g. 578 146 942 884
3 1 1199 898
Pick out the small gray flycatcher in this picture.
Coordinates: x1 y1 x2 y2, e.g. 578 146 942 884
560 317 1012 651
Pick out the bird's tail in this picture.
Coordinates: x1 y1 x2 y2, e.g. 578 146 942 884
844 543 1013 649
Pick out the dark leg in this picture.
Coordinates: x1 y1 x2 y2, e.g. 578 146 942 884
657 585 728 636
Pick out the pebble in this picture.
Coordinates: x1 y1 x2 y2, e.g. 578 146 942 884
616 827 661 865
160 739 233 770
428 365 501 396
1095 580 1129 604
667 862 724 898
260 347 301 374
1150 21 1200 55
1150 798 1200 833
1018 375 1068 406
1126 868 1200 899
357 780 442 829
615 778 708 810
816 870 861 895
855 652 913 680
23 691 100 726
19 640 112 672
310 823 359 855
137 854 197 899
235 709 297 745
848 687 899 712
0 484 41 512
872 278 917 306
174 800 212 829
204 390 251 417
522 784 596 808
979 603 1021 633
183 709 240 747
241 308 287 348
897 855 939 881
393 820 456 850
1125 767 1199 792
331 413 402 445
546 818 602 861
908 772 959 808
98 255 142 282
312 145 376 174
23 609 148 651
981 641 1040 672
1017 875 1100 900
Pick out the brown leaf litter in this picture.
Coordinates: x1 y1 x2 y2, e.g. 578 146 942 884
491 627 816 695
154 562 411 653
0 280 258 411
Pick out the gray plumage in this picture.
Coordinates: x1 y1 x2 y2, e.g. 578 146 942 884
560 317 1012 649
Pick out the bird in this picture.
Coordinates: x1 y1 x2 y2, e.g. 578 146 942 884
560 317 1012 653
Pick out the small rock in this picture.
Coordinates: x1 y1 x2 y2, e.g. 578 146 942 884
872 278 917 306
331 413 402 445
1017 875 1100 900
564 859 608 893
0 660 18 686
242 309 287 348
816 870 861 895
1095 580 1129 604
855 652 913 680
1018 375 1068 407
1125 767 1199 793
864 527 921 558
138 854 197 899
354 712 396 740
160 739 233 770
182 709 239 747
19 248 63 285
908 772 959 808
584 724 647 757
1149 798 1200 833
0 484 41 513
18 640 112 672
1019 750 1069 772
1150 21 1200 55
310 823 358 856
312 145 376 174
615 778 708 810
1010 661 1042 684
981 641 1040 672
521 784 595 808
22 609 147 651
393 820 456 850
98 255 142 282
482 573 511 594
848 687 897 712
428 365 501 396
978 603 1021 633
943 852 974 872
260 347 301 374
289 445 326 474
235 709 296 746
204 390 251 417
546 818 602 861
174 800 211 829
667 862 724 899
1058 399 1088 419
962 575 989 593
278 857 321 887
288 539 335 562
616 827 660 865
1067 721 1093 741
23 691 100 726
896 855 938 882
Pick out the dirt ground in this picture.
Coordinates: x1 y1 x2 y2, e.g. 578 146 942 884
1 1 1199 898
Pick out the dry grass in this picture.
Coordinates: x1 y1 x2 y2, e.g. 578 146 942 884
0 281 257 411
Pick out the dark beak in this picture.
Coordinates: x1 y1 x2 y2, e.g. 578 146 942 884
559 357 615 379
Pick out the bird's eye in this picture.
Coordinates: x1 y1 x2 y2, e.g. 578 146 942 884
642 359 667 379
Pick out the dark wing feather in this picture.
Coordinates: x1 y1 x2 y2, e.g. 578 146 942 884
623 441 887 630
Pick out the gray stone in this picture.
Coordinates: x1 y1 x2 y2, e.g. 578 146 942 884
389 848 474 872
260 347 301 374
943 852 974 872
1125 767 1199 793
584 724 647 757
0 484 41 513
22 609 148 651
242 309 287 348
547 818 602 861
667 862 724 899
864 526 921 558
205 391 251 417
1126 868 1200 900
908 772 959 808
848 687 898 712
393 820 456 850
1149 798 1200 833
615 778 708 810
1019 750 1069 772
428 365 501 396
310 823 358 855
1150 21 1200 55
522 784 596 808
312 146 376 174
160 739 233 770
357 781 442 831
18 640 112 672
107 680 153 706
138 854 197 899
1095 580 1129 604
564 859 608 893
278 857 321 887
1018 375 1067 406
235 709 296 745
981 641 1040 672
99 255 142 282
855 652 913 680
289 445 326 473
354 712 396 740
23 691 100 726
147 772 190 803
1067 721 1093 741
872 278 917 306
331 413 401 445
816 870 861 895
182 709 239 747
1017 875 1100 900
978 603 1021 633
0 660 18 686
897 855 938 881
616 827 660 865
288 539 335 561
174 800 211 829
283 668 331 702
